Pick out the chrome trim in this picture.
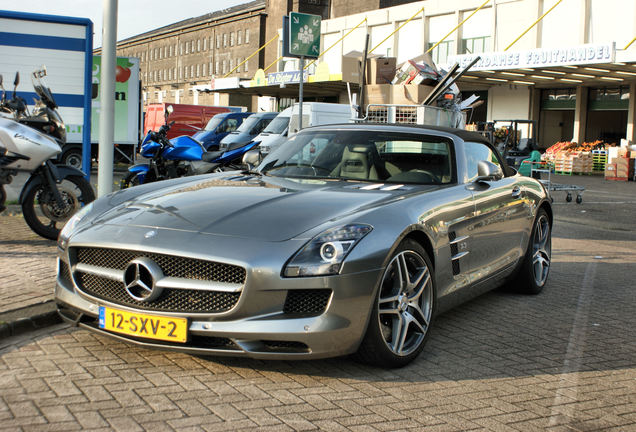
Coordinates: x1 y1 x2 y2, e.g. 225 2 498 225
74 263 124 282
451 251 469 260
156 277 243 293
449 235 469 245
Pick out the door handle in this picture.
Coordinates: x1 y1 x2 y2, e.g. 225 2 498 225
511 186 521 198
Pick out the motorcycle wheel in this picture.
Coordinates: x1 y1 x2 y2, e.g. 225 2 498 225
121 171 143 189
22 175 95 240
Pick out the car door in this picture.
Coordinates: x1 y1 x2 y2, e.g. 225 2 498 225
463 141 530 284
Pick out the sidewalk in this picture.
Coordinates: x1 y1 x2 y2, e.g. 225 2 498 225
0 212 59 337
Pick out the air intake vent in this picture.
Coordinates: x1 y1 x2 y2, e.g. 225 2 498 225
284 289 331 316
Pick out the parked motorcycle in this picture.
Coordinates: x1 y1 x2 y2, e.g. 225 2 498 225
121 107 260 188
0 68 95 240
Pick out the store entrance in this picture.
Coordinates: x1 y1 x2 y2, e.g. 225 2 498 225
586 111 628 145
540 110 574 145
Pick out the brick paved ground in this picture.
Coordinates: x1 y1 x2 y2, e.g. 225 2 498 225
0 214 56 314
0 175 635 431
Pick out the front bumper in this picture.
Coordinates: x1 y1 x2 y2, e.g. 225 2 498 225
55 254 382 360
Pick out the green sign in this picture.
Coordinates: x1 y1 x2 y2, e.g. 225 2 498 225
289 12 321 58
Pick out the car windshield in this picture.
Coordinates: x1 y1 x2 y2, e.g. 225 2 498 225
235 116 260 134
204 115 225 131
259 130 454 184
261 114 289 134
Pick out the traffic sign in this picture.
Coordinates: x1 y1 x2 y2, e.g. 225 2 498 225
288 12 321 58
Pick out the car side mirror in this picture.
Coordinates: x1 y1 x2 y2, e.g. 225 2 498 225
475 160 503 182
242 149 261 171
165 105 173 123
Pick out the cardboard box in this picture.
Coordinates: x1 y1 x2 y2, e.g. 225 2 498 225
364 84 435 105
604 163 617 178
342 51 363 83
615 157 634 177
342 52 397 84
367 57 396 84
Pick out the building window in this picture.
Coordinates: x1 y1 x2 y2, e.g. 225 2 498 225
426 40 453 65
245 29 249 44
236 58 241 73
169 45 172 57
191 40 195 52
159 48 162 60
184 67 188 79
237 30 242 45
202 63 206 76
223 34 227 47
196 64 200 77
222 60 226 74
185 42 189 54
164 46 167 58
180 43 183 55
216 35 220 49
229 59 233 72
461 36 490 54
215 61 219 74
197 39 201 52
190 65 194 78
244 59 248 72
230 32 234 47
168 69 172 80
179 67 183 79
203 37 207 51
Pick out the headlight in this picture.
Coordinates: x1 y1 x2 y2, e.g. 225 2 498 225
57 202 94 249
283 224 372 277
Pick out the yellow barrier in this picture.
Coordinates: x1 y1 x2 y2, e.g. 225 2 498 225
624 36 636 50
223 34 279 78
504 0 563 51
305 17 367 70
426 0 490 54
370 7 425 54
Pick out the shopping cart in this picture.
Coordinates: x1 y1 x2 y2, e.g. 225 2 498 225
525 161 585 204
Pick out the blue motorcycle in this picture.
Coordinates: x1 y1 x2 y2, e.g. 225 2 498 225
122 108 261 188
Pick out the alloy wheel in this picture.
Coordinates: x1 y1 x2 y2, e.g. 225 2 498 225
377 250 433 357
532 214 551 287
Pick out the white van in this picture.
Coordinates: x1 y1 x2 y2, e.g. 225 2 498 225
254 107 292 154
260 102 354 155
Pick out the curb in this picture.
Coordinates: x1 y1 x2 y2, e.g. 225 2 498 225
0 301 61 340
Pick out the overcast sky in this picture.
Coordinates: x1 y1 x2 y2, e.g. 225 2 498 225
3 0 252 47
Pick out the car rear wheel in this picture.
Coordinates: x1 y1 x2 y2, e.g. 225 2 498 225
509 208 551 294
355 239 435 368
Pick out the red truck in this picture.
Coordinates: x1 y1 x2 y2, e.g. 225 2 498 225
144 103 243 140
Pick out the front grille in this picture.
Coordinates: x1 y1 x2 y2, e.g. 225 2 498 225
75 247 246 284
283 289 331 316
77 272 240 313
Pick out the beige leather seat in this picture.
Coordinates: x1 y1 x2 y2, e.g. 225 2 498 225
332 145 380 180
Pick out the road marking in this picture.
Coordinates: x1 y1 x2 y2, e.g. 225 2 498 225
548 261 596 426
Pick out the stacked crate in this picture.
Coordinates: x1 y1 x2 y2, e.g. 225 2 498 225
592 150 607 172
554 151 593 174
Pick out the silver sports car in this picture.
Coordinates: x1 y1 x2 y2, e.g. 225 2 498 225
55 124 552 367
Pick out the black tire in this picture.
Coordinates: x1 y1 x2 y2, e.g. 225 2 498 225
508 208 551 295
121 171 143 189
60 147 83 170
22 175 95 240
355 239 436 368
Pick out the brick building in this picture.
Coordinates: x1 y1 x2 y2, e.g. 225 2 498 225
95 0 418 111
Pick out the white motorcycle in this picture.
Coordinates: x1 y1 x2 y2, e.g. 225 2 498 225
0 68 95 240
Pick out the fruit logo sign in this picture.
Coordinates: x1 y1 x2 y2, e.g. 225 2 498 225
91 56 140 144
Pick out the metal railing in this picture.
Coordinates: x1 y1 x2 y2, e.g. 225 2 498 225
365 104 466 128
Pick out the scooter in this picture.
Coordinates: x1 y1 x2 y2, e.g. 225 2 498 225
121 107 260 187
0 68 95 240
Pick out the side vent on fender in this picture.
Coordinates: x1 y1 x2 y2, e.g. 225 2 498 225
449 231 469 276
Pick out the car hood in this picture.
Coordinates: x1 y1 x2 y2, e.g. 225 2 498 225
220 132 252 146
91 175 433 241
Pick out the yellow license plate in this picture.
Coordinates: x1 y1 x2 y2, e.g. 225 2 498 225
98 306 188 343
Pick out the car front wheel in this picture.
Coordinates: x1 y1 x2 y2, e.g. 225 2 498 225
509 208 552 294
355 239 436 368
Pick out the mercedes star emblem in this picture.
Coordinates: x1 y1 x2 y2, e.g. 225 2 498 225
123 257 164 302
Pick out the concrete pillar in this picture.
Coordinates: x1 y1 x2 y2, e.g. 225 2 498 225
626 81 636 143
572 86 588 144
